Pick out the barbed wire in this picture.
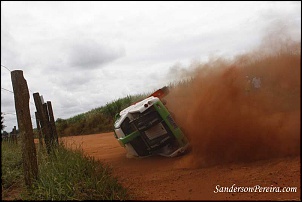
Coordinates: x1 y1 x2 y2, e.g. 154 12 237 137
1 64 37 94
1 87 14 93
1 64 12 72
2 111 36 120
2 87 36 106
2 112 16 115
1 64 44 130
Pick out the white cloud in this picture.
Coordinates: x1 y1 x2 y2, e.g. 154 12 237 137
66 38 125 69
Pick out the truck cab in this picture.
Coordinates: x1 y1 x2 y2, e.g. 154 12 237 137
114 92 189 158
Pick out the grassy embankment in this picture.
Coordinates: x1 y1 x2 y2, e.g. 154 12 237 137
2 94 148 200
1 140 129 200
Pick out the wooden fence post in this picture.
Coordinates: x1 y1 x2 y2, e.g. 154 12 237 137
11 70 38 187
12 126 17 144
33 93 52 153
43 103 52 145
47 101 58 145
35 112 43 147
42 103 56 147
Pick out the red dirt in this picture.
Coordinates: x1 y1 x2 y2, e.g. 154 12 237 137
62 133 300 200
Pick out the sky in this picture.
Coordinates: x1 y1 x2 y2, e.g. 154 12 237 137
1 1 301 131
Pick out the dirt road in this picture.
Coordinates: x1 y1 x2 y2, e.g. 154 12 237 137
62 132 300 200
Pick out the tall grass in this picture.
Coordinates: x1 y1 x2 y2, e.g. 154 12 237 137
56 94 146 137
1 141 24 200
1 141 129 200
29 143 128 200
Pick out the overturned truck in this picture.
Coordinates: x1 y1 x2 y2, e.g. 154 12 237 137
114 87 189 157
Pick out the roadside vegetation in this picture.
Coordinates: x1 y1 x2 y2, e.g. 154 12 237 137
1 141 24 200
1 141 129 200
56 94 146 137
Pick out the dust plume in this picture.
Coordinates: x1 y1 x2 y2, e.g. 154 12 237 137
166 34 301 168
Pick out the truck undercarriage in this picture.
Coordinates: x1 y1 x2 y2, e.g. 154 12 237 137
114 87 189 157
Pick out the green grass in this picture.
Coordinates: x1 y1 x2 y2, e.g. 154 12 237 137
1 141 129 200
1 141 24 200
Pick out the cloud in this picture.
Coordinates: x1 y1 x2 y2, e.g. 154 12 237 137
1 15 22 70
66 38 125 69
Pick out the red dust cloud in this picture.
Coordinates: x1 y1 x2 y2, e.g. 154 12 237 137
166 38 300 168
